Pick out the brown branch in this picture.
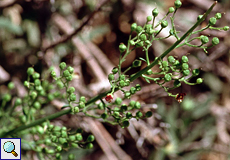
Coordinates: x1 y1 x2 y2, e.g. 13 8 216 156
41 0 110 52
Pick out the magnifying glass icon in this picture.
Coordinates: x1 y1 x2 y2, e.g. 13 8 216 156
3 141 18 157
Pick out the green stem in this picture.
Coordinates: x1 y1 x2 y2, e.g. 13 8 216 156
0 1 217 138
130 1 217 82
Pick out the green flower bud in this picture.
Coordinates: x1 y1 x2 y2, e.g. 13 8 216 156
136 26 143 33
130 87 136 94
197 15 203 21
32 73 40 79
131 23 137 31
136 111 143 118
15 98 22 106
3 94 11 102
152 8 159 17
120 74 126 80
20 115 26 123
80 96 86 103
67 66 74 74
136 41 144 47
183 69 190 76
36 126 44 134
192 69 200 76
129 40 135 46
54 126 61 132
30 91 37 99
73 106 79 113
125 91 131 98
174 0 182 8
174 79 181 87
164 74 172 82
24 81 30 88
63 70 70 77
122 120 130 127
145 111 153 118
181 55 189 63
147 16 152 22
168 7 175 13
67 87 75 94
209 17 217 26
132 60 142 67
168 56 175 64
51 70 56 78
51 135 58 142
182 63 189 70
126 112 133 119
34 101 41 109
146 69 153 75
8 82 14 90
79 101 85 108
129 100 136 107
223 26 229 31
34 79 41 86
86 143 93 149
196 78 203 84
66 75 73 81
115 97 122 105
59 137 67 145
121 104 128 111
215 13 221 19
135 84 141 91
162 61 168 68
68 154 74 160
112 67 118 74
119 43 127 53
113 111 120 118
27 67 35 75
57 81 64 89
87 135 95 142
212 37 219 45
59 62 66 70
200 35 209 44
140 34 147 41
69 93 76 101
35 85 43 92
161 20 168 28
61 130 68 138
98 102 104 110
56 146 62 152
101 113 109 119
135 101 141 109
69 135 76 141
119 80 125 87
56 153 61 159
76 133 83 141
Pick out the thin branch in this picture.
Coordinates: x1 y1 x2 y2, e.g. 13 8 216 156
41 0 110 52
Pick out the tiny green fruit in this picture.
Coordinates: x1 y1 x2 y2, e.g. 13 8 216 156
161 20 168 28
196 78 203 84
152 8 159 17
119 43 127 53
174 0 182 8
212 37 219 45
209 17 217 26
164 74 172 82
168 7 175 13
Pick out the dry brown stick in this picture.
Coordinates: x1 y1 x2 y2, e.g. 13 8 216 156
85 118 119 160
92 119 132 160
0 0 17 8
87 41 115 75
41 0 110 52
52 13 107 82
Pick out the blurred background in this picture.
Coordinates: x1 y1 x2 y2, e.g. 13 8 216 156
0 0 230 159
